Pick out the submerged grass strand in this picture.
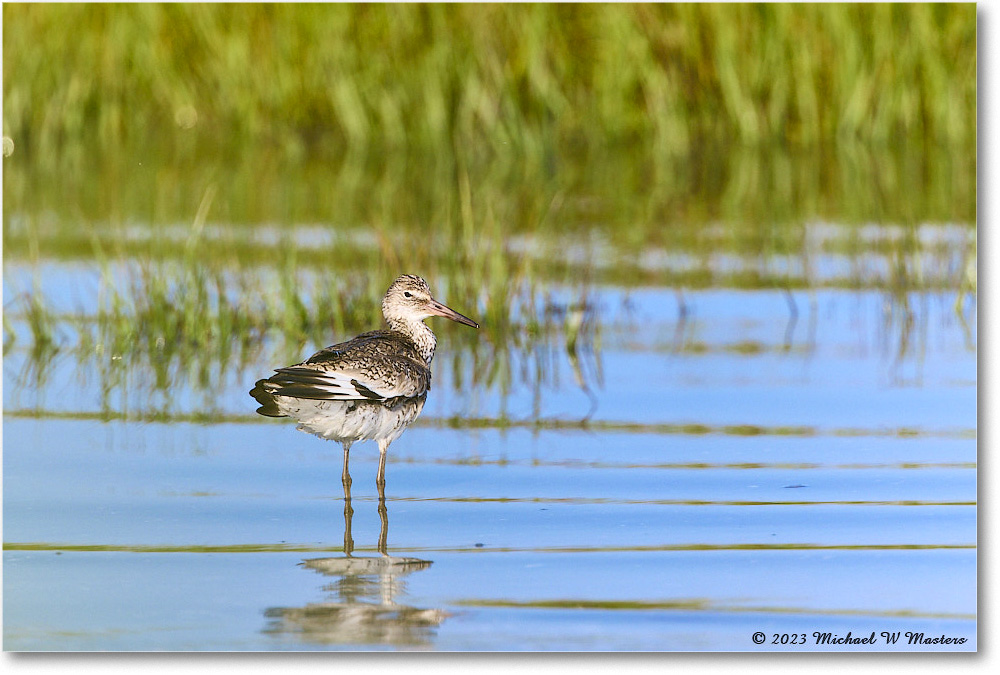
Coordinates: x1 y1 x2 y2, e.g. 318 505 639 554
385 497 975 507
0 408 977 441
3 542 976 555
453 598 976 621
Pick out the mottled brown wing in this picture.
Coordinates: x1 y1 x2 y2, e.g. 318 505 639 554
261 331 430 402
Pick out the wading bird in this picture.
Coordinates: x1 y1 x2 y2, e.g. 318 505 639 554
250 275 478 489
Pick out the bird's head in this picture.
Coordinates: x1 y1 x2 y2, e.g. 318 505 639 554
382 275 479 329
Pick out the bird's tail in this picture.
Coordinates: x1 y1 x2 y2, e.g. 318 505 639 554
249 379 286 417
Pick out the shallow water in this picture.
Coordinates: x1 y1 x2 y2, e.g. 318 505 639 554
2 271 977 651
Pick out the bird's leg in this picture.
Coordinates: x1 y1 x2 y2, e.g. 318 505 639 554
376 438 391 488
377 491 389 557
341 441 353 490
343 490 354 557
376 440 389 556
342 441 354 555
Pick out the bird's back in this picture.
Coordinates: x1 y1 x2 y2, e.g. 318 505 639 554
305 330 426 369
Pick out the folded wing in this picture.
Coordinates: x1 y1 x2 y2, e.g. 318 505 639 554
251 330 431 416
262 355 429 403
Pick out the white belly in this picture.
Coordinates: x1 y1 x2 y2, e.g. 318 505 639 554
273 395 426 446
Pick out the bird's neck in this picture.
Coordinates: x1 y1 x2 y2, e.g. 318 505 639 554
387 316 437 364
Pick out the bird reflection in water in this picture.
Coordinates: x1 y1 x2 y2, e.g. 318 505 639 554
263 478 446 647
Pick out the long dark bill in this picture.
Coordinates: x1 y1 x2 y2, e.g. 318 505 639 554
427 299 479 328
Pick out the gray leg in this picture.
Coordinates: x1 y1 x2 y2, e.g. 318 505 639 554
341 441 353 489
342 442 354 555
343 484 354 556
376 439 391 488
377 492 388 556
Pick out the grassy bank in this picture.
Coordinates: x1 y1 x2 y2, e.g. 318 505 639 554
3 3 977 160
3 3 978 243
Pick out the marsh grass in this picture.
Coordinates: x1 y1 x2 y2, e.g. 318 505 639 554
0 176 975 392
3 3 976 160
3 3 977 235
3 244 598 410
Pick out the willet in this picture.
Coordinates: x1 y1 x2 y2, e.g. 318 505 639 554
250 274 478 489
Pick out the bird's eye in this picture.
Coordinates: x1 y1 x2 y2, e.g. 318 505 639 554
403 291 412 298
